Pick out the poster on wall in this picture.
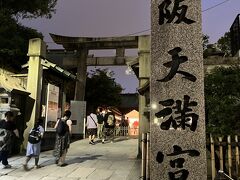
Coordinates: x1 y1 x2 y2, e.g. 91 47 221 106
45 83 59 131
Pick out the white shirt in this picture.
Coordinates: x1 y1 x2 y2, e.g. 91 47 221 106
66 119 72 126
38 125 44 136
86 113 98 129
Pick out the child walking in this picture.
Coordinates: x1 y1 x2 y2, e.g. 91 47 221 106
23 118 44 171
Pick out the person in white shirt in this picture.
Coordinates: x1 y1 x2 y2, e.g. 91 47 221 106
86 112 98 145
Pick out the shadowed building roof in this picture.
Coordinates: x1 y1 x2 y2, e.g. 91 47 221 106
22 58 76 80
0 71 29 95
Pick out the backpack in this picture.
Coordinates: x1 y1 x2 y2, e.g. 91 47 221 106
28 127 42 144
97 114 104 124
0 128 11 151
56 119 68 136
107 114 115 126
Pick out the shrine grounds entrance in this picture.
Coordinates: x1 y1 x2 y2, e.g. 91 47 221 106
0 37 150 179
44 35 151 157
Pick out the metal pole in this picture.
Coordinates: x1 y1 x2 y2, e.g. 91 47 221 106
146 132 150 180
141 133 147 179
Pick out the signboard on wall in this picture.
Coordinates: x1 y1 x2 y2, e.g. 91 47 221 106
70 101 86 138
45 83 59 131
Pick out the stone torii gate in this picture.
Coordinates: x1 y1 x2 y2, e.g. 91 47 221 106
50 33 150 156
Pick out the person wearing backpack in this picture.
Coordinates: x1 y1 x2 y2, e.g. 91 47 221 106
53 110 72 167
0 111 19 169
86 112 98 145
23 118 44 171
102 107 116 144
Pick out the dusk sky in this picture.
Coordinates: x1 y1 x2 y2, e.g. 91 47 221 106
21 0 240 93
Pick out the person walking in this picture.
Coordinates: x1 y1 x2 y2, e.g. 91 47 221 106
53 110 72 167
0 111 19 169
86 112 98 145
23 118 44 171
97 107 104 139
102 107 116 144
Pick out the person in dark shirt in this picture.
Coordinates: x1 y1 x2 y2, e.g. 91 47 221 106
0 111 19 169
53 110 72 167
97 107 104 139
102 108 116 144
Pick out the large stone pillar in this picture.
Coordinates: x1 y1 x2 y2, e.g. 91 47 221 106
138 35 150 157
61 81 67 113
74 49 88 101
73 49 88 139
23 38 45 147
150 0 207 179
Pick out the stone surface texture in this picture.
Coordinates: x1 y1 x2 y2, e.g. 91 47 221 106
0 138 140 180
150 0 207 179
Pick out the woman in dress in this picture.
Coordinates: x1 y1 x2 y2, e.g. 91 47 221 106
23 118 44 171
53 110 72 167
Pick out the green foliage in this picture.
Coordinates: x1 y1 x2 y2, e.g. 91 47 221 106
0 0 57 71
203 34 210 58
85 69 123 112
216 31 231 56
203 34 209 50
1 0 57 18
0 12 43 71
205 66 240 135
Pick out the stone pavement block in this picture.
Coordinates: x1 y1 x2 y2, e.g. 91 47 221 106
114 170 130 176
105 153 129 160
90 160 112 169
109 171 129 180
7 167 30 177
76 159 98 168
41 177 59 180
127 160 141 180
0 168 17 176
8 157 25 165
18 174 46 180
19 169 52 179
42 177 79 180
48 164 79 177
109 161 135 170
8 156 24 162
67 167 95 178
59 177 79 180
109 174 128 180
66 155 102 163
87 169 114 180
0 175 18 180
29 165 57 175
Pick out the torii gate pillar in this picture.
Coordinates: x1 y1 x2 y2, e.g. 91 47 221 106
138 35 150 157
74 49 89 101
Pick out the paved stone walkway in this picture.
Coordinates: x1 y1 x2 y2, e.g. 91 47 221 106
0 137 141 180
